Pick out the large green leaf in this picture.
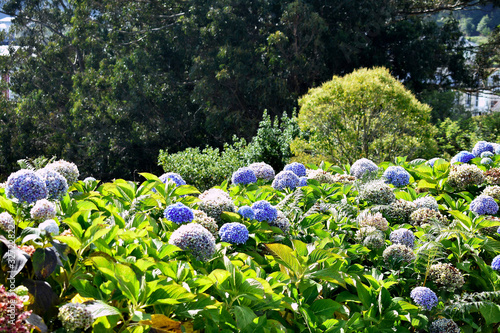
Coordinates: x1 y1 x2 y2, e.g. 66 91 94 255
266 243 304 277
479 302 500 326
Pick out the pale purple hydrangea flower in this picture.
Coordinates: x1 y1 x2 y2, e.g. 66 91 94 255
46 160 79 185
470 195 499 215
0 212 14 232
30 199 57 221
350 158 379 179
389 229 415 249
492 255 500 271
248 162 275 181
169 223 216 261
272 170 299 190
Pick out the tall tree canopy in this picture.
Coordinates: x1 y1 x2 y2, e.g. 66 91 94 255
0 0 493 179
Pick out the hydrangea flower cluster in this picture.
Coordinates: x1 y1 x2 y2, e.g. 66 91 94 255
46 160 79 185
447 164 485 190
491 255 500 271
6 170 48 204
193 209 219 237
284 162 307 177
331 173 356 185
383 244 415 266
358 212 389 231
268 210 291 234
237 206 255 220
496 144 500 155
159 172 186 187
84 176 96 183
37 168 68 200
231 167 257 185
472 141 494 157
428 263 465 290
251 200 278 222
306 169 336 184
57 303 93 331
198 189 235 222
363 234 385 249
371 200 417 224
481 157 493 165
357 180 396 205
30 199 57 221
39 219 60 236
410 286 438 311
298 177 308 187
409 208 448 227
169 223 216 261
219 222 249 244
450 151 475 164
164 202 194 224
272 171 299 191
248 162 275 181
350 158 379 179
481 151 494 158
0 212 14 232
389 229 415 249
429 318 460 333
383 166 411 187
469 195 499 215
414 196 439 211
18 245 35 256
0 285 33 333
485 168 500 185
355 226 385 248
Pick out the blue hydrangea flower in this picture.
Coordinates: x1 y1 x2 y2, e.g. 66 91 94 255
350 158 379 179
481 157 493 165
37 168 68 200
251 200 278 222
272 170 299 191
481 151 494 158
248 162 275 181
492 255 500 271
169 223 216 261
219 222 249 244
383 166 411 187
164 202 194 224
472 141 494 157
159 172 186 187
410 286 438 310
470 195 499 215
6 170 48 204
231 167 257 185
284 162 307 177
390 228 415 249
298 176 308 187
39 219 59 236
450 151 475 164
238 206 255 220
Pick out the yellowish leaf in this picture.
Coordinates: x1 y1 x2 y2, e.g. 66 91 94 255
71 294 94 304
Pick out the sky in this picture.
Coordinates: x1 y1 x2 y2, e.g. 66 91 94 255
0 14 12 32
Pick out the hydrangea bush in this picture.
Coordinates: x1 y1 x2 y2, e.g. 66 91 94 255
1 149 500 332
